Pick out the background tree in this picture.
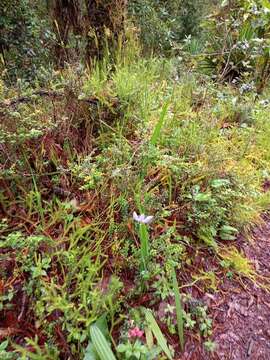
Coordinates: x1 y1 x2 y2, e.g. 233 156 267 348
0 0 52 82
49 0 83 66
48 0 127 64
84 0 127 61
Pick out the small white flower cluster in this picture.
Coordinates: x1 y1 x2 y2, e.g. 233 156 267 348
239 82 254 94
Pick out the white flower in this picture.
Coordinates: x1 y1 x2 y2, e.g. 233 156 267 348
132 211 154 224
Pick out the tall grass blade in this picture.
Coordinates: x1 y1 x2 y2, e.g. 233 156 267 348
143 308 173 360
150 100 170 146
172 267 184 351
140 99 170 179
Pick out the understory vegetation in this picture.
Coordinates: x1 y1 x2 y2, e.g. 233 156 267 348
1 0 270 359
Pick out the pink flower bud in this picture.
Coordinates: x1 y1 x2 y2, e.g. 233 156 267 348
128 326 144 339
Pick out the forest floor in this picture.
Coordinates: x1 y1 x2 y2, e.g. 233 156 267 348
2 55 270 358
181 216 270 360
1 216 270 359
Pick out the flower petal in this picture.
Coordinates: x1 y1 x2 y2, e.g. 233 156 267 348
143 215 154 224
133 211 139 222
138 214 145 222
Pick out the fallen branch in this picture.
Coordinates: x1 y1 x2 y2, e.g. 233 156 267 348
0 89 101 108
0 90 63 107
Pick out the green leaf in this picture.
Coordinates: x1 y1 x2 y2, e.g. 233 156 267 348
198 227 218 250
95 313 110 340
143 308 173 360
145 326 154 349
220 225 238 240
220 225 238 233
172 268 184 351
194 193 212 202
150 100 170 146
211 179 230 188
261 0 270 10
90 325 117 360
220 233 236 241
0 340 9 351
116 344 126 353
84 341 99 360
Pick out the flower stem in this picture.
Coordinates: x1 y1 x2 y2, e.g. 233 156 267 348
139 223 149 271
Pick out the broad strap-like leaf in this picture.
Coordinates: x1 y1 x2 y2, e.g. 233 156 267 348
83 341 99 360
90 324 117 360
143 308 173 360
172 267 184 351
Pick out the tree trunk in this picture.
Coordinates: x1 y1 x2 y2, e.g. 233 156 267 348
51 0 82 66
85 0 127 62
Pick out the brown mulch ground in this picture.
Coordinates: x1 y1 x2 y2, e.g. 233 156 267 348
181 218 270 360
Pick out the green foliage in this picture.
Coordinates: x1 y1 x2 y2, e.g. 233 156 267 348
129 0 212 53
116 308 163 360
204 340 216 353
219 246 257 279
186 178 244 248
195 306 213 338
1 16 270 358
0 340 15 360
89 324 117 360
143 308 173 359
158 294 214 345
150 100 170 146
13 336 60 359
117 340 148 359
201 0 270 89
70 155 104 190
0 0 53 83
172 268 184 351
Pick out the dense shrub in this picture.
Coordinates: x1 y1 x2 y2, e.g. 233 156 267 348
201 0 270 90
0 0 53 83
129 0 212 54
